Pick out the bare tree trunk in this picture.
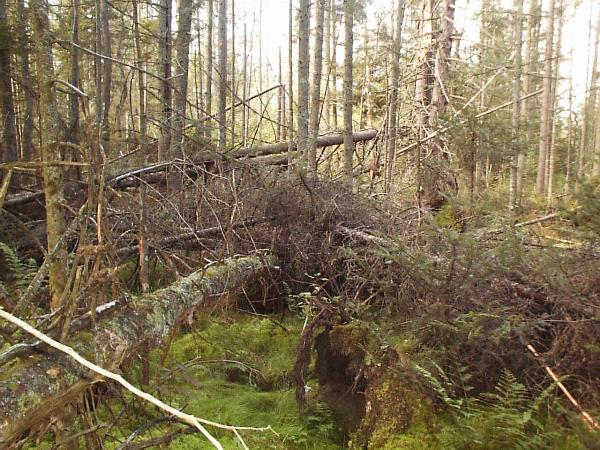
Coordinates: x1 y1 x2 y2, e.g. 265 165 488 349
217 0 228 152
547 0 564 202
385 0 405 191
277 48 284 142
288 0 294 166
172 0 194 162
230 0 236 144
536 0 555 196
0 0 18 165
578 3 595 181
587 9 600 177
509 0 523 210
342 0 354 184
15 0 33 166
205 0 214 141
517 0 539 204
158 0 172 160
30 0 68 310
100 0 112 155
423 0 455 210
68 0 80 148
331 0 339 130
309 0 325 178
242 19 248 146
323 0 331 130
297 0 311 167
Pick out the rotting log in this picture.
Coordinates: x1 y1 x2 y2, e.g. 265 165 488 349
0 254 275 445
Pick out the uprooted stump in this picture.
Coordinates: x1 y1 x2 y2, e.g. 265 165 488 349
0 254 275 445
314 323 434 449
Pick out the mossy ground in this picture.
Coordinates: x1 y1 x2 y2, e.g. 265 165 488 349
96 311 342 449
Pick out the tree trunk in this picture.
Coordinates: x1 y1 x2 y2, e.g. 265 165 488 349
15 0 33 165
0 255 276 445
509 0 523 210
585 8 600 177
205 0 214 141
535 0 555 196
0 0 18 166
100 0 112 155
230 0 236 144
343 0 354 184
330 0 339 130
172 0 194 162
385 0 405 191
288 0 295 166
547 0 564 202
158 0 172 160
309 0 325 179
30 0 68 310
297 0 311 167
517 0 539 204
217 0 228 152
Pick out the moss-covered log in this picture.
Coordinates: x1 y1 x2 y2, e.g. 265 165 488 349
0 254 275 445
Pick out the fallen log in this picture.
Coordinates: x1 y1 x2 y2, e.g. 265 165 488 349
0 254 275 445
3 130 376 207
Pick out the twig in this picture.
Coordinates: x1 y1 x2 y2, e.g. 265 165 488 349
0 308 275 449
526 343 600 430
0 168 13 211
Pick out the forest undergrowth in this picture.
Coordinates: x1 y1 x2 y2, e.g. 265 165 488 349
2 172 600 448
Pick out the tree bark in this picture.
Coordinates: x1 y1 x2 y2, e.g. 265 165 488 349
509 0 524 210
172 0 194 162
205 0 214 141
0 255 276 445
385 0 405 191
342 0 354 184
100 0 112 155
0 0 18 166
309 0 325 179
15 0 34 165
297 0 311 168
535 0 555 196
30 0 68 310
217 0 228 152
158 0 172 160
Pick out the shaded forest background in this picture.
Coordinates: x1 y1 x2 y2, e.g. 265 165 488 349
1 0 600 448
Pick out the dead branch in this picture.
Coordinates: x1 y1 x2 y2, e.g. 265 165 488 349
0 255 276 446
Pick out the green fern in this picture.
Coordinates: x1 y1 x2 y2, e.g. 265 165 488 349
0 241 40 299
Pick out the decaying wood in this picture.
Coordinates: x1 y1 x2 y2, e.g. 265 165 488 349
0 254 275 446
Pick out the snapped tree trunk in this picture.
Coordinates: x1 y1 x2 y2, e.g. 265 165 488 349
0 255 276 445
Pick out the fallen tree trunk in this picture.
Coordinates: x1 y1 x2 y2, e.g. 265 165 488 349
0 254 275 445
3 130 376 207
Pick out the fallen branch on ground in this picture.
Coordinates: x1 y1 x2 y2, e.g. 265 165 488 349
0 255 276 446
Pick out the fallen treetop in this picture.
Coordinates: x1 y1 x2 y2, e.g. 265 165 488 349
0 254 276 445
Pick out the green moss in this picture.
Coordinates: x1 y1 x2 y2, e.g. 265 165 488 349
17 391 43 412
97 312 340 449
